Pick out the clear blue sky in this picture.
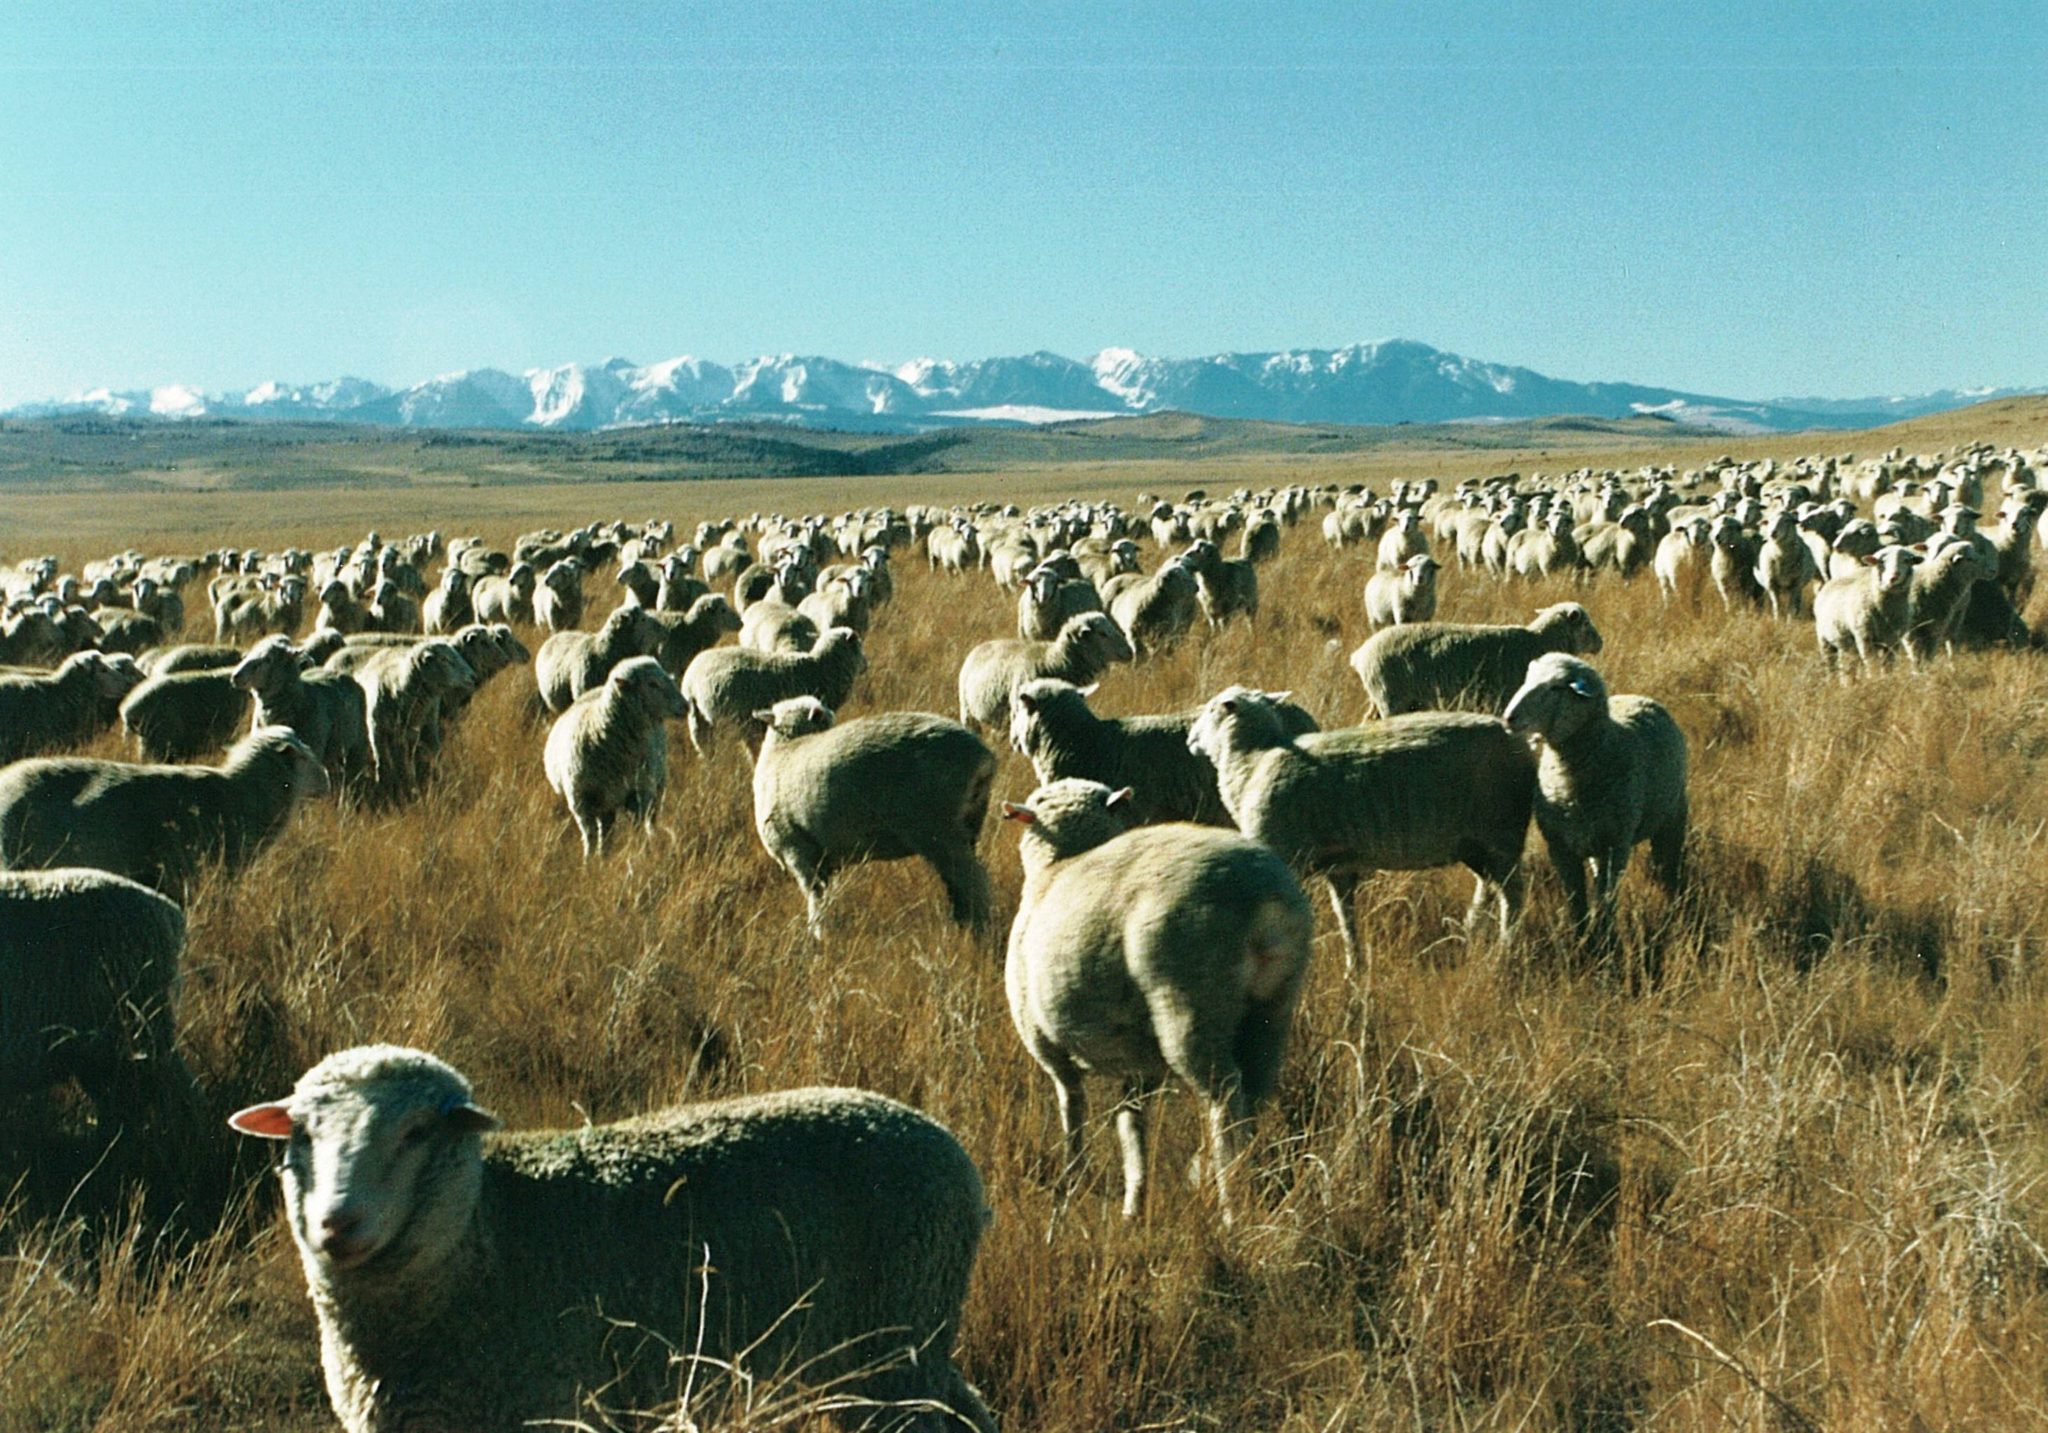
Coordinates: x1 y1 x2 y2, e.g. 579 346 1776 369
3 1 2043 407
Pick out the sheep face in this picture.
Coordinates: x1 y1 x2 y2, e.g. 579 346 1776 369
1001 777 1134 862
1533 602 1604 655
1186 686 1294 763
1504 654 1608 746
756 695 835 739
229 1045 498 1276
230 636 303 694
610 656 686 721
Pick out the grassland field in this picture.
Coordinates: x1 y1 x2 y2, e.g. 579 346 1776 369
3 398 2048 1430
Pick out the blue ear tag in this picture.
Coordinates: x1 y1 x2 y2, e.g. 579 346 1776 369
1569 676 1598 698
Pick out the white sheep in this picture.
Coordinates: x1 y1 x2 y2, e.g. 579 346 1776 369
1350 602 1604 718
751 696 996 937
229 1045 997 1433
1363 553 1440 629
1000 779 1311 1224
543 656 685 858
1502 654 1688 952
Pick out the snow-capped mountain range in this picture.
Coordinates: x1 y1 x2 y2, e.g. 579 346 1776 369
7 340 2031 436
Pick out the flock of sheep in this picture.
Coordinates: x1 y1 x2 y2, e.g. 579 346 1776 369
2 433 2044 1431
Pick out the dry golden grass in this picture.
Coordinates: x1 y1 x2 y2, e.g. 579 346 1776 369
5 429 2048 1430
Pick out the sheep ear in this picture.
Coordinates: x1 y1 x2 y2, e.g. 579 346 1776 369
1077 682 1100 697
1000 802 1036 825
1265 689 1293 703
1106 787 1134 811
751 708 775 724
445 1102 500 1134
228 1102 295 1139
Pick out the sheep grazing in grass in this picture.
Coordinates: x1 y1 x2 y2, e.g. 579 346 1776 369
645 592 742 678
956 612 1134 732
534 603 665 713
0 726 328 897
752 696 996 937
229 1045 997 1433
1363 553 1440 629
679 626 866 756
543 657 685 858
118 667 252 761
0 868 197 1148
1503 654 1688 953
0 651 144 763
1108 557 1200 658
1814 545 1923 674
1001 779 1311 1224
1188 687 1534 972
350 640 478 797
1349 602 1604 719
1903 539 1996 663
1008 677 1318 829
229 635 371 793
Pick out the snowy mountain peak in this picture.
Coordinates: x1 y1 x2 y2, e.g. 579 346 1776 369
8 343 2035 436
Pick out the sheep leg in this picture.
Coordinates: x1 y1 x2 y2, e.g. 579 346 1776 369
1550 845 1593 940
1324 871 1363 973
923 844 993 936
1113 1082 1150 1219
1649 808 1687 896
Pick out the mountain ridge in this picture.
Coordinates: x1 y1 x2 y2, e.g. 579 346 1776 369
9 339 2036 437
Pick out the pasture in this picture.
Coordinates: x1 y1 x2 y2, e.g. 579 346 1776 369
4 404 2048 1430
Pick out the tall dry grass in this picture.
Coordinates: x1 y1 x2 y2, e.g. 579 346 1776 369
4 464 2048 1431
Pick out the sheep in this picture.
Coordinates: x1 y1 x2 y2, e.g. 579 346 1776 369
420 567 474 635
1349 602 1604 718
1902 539 1996 663
531 559 585 632
999 778 1310 1223
956 612 1134 732
1187 687 1533 971
644 592 742 678
351 640 479 796
1708 515 1764 608
653 553 709 611
118 667 252 761
751 696 995 937
0 726 328 896
0 651 144 763
1752 509 1820 618
1814 545 1923 673
1375 508 1429 572
1017 563 1103 641
798 567 876 636
1007 678 1316 829
738 597 820 654
229 635 371 793
470 562 535 625
0 867 197 1146
1363 553 1440 629
1108 557 1199 658
228 1045 997 1433
543 656 686 858
1183 540 1259 627
313 578 370 636
1503 654 1688 952
678 626 866 756
534 603 665 713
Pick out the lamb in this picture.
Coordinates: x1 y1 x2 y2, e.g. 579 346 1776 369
1503 654 1688 952
1007 678 1317 829
0 867 195 1137
229 635 371 792
751 696 995 936
955 612 1134 731
1000 778 1311 1223
0 651 144 763
0 726 328 896
645 593 742 678
1813 545 1923 673
543 656 686 857
229 1045 997 1433
1363 553 1440 629
118 667 252 760
678 626 866 756
1349 602 1604 718
534 603 666 713
1188 687 1533 971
